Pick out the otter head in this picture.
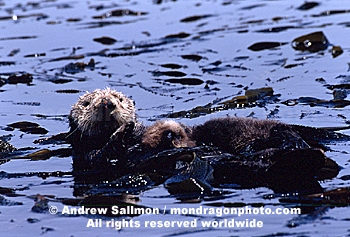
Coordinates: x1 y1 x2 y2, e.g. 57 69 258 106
69 88 136 139
142 120 195 150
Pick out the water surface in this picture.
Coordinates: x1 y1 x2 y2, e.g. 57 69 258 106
1 0 350 236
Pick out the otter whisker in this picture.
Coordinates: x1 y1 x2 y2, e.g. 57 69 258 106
65 127 78 139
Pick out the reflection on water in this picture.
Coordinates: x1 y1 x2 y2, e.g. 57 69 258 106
1 0 350 236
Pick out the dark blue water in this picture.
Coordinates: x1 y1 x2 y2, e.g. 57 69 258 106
1 1 350 236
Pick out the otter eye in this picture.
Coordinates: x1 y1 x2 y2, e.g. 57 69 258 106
82 101 90 107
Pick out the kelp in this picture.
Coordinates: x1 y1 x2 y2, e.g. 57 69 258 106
297 2 320 11
248 42 288 51
160 87 279 119
292 31 329 52
93 36 117 45
8 121 48 135
93 9 147 19
280 187 350 206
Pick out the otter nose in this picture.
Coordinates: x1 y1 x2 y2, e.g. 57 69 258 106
101 98 116 110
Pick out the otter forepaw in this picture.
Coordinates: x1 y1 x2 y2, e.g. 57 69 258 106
110 122 135 147
124 121 136 135
109 121 145 149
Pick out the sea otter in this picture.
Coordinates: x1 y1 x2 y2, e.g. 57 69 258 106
142 120 195 149
45 88 347 193
68 87 137 155
65 88 194 171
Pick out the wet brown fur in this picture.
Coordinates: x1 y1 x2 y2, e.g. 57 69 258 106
69 88 136 138
69 89 306 156
190 117 285 154
142 120 195 149
69 88 193 152
67 89 341 193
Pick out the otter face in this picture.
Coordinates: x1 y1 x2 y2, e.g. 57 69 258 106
70 88 136 138
142 120 195 149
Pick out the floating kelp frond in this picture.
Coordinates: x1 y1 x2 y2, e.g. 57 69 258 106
248 42 288 51
282 97 350 108
280 187 350 206
331 45 343 58
93 9 148 19
93 36 117 45
292 31 329 52
158 87 278 119
7 121 48 135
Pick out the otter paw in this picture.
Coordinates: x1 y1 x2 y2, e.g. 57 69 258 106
110 121 135 147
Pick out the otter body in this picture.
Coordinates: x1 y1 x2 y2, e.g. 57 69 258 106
191 117 307 155
65 88 345 193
